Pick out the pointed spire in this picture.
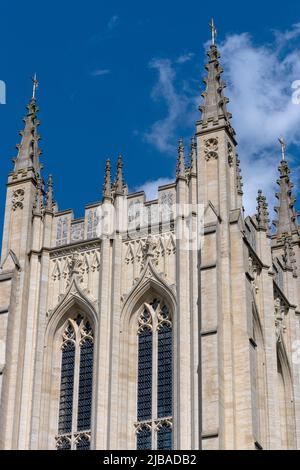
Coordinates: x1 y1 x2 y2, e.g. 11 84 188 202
189 136 197 175
256 190 269 231
46 174 54 212
176 139 186 179
102 158 112 200
199 22 234 136
14 77 42 176
273 141 299 236
115 155 125 195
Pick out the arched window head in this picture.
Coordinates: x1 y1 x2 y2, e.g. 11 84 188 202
136 298 173 450
56 314 94 450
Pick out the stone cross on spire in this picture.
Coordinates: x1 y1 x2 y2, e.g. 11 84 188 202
209 18 217 45
278 136 286 161
32 73 38 100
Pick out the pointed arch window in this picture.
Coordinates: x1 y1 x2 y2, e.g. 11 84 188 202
136 299 173 450
56 314 94 450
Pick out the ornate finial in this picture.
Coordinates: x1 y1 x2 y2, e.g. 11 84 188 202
115 155 124 195
103 158 112 199
256 189 269 231
209 18 217 45
32 73 38 100
176 139 186 179
189 136 197 174
46 174 54 212
278 137 286 161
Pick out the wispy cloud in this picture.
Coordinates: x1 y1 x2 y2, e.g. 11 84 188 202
144 59 190 154
134 177 174 201
108 15 120 30
176 52 195 64
87 15 120 45
90 69 111 77
220 25 300 214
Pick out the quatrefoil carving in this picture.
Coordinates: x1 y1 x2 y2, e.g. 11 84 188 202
204 137 218 161
12 188 25 211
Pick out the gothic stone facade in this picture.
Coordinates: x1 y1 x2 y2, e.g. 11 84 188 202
0 42 300 450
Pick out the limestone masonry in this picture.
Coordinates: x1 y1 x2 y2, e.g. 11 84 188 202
0 34 300 450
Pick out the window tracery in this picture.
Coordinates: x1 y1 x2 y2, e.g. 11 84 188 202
56 314 94 450
136 299 173 450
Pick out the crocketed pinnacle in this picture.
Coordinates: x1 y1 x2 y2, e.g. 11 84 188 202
103 158 112 199
14 79 42 176
46 174 54 212
199 43 235 136
176 139 186 179
256 190 269 231
273 158 299 235
33 177 43 215
189 136 197 175
115 155 125 195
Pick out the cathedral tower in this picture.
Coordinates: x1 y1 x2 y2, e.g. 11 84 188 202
0 25 300 450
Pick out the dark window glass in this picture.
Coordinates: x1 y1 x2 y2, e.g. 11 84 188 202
137 426 152 450
57 438 71 450
137 329 152 421
77 339 94 431
157 423 172 450
157 324 172 418
76 435 90 450
58 342 75 434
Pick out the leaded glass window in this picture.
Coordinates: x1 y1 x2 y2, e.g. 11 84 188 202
56 315 94 450
136 299 173 449
136 424 152 450
157 421 172 450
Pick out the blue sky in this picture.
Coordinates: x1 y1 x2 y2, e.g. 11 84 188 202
0 0 300 239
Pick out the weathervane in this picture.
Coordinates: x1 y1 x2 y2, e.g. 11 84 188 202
31 73 38 99
209 18 217 45
278 136 286 161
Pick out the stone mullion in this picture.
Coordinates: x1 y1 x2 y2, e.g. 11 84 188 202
152 310 158 449
71 332 81 450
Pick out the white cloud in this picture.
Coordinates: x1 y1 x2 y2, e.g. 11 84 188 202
144 59 190 154
134 177 174 201
91 69 111 76
219 26 300 215
108 15 120 30
176 52 195 64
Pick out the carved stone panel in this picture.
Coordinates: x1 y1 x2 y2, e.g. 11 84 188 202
12 188 25 211
204 137 218 161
